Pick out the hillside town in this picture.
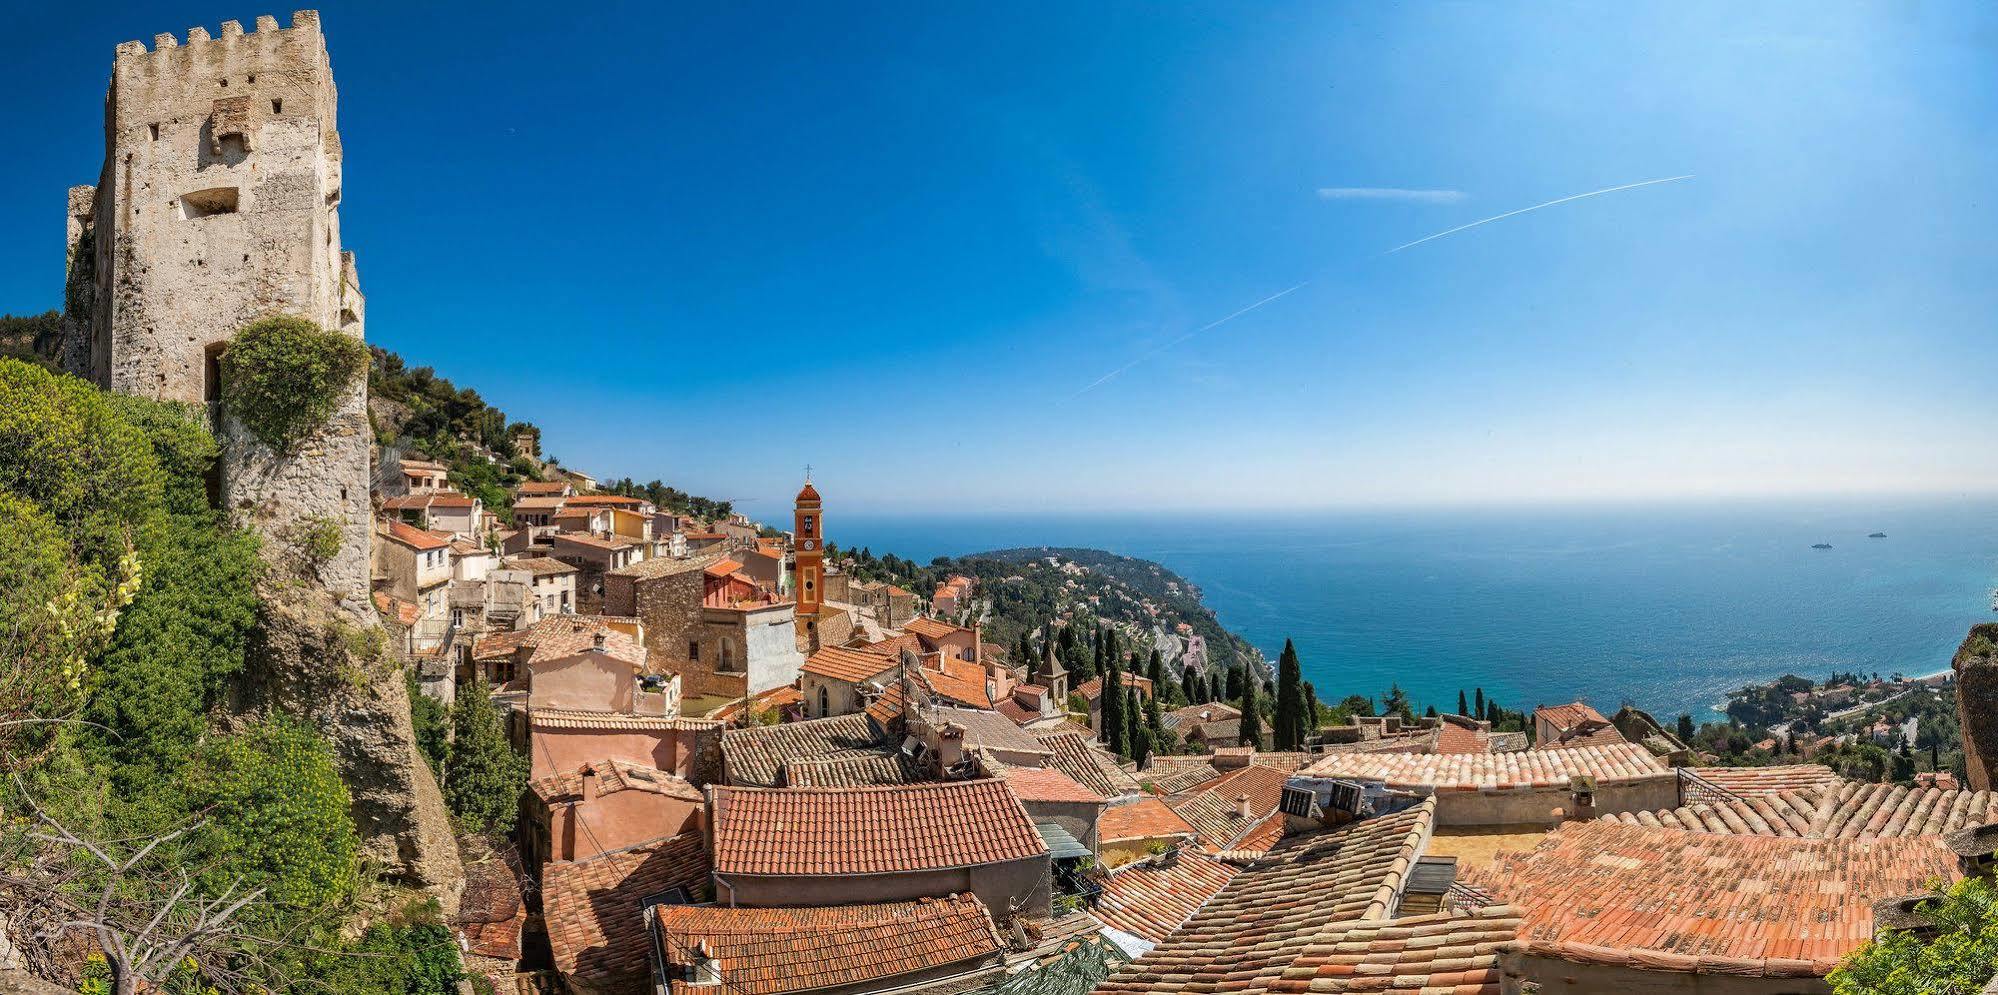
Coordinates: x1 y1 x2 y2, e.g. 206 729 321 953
4 10 1998 995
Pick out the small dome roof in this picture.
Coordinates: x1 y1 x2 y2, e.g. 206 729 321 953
796 481 821 503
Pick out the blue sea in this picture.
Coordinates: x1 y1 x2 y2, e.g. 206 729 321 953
834 497 1998 722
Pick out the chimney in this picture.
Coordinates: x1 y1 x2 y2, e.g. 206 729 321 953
580 764 601 804
592 631 607 651
1236 793 1252 820
934 720 967 773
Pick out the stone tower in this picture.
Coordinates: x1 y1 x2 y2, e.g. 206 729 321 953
794 478 825 639
62 11 370 606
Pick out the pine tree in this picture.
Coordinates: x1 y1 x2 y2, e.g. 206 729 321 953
444 677 529 835
1101 654 1127 757
1273 639 1305 750
1238 667 1264 748
1458 689 1469 717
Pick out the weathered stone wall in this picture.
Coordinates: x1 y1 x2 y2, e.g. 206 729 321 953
1954 623 1998 792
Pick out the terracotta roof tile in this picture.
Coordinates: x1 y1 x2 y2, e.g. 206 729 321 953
1606 778 1998 840
531 709 716 732
722 713 886 787
865 681 908 731
860 633 925 659
543 832 710 992
802 646 900 684
1144 763 1222 796
1095 800 1438 994
1268 904 1525 994
1303 742 1665 789
529 759 704 804
783 752 930 788
1092 850 1238 943
1003 764 1106 804
1162 702 1240 734
711 779 1047 876
655 894 1004 995
919 656 995 709
1076 673 1154 703
925 705 1053 758
1434 715 1492 755
1099 798 1199 843
1035 730 1144 798
1464 820 1958 978
382 518 452 551
905 616 971 642
1687 764 1840 796
1180 764 1291 822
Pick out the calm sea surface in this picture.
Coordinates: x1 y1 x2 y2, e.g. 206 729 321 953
834 497 1998 721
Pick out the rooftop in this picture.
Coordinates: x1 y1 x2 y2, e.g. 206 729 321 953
1001 764 1106 804
528 759 703 804
542 832 710 993
1098 797 1198 843
653 894 1004 995
505 555 579 577
1034 729 1144 798
1092 850 1237 944
721 712 885 787
382 518 452 551
802 646 899 685
1270 904 1525 994
1095 801 1438 995
1686 764 1841 796
1465 820 1957 978
905 616 972 642
710 779 1047 876
1603 779 1998 839
783 751 929 789
926 705 1053 758
1302 741 1666 789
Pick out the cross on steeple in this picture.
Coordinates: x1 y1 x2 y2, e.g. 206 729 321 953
803 463 813 482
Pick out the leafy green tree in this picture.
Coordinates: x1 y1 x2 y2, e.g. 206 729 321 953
408 673 450 774
1273 639 1305 750
313 898 466 995
444 678 529 834
1382 683 1415 722
1831 876 1998 994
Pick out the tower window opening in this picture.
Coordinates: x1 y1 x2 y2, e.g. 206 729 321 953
149 123 159 141
218 78 227 87
271 99 282 114
178 187 239 219
247 74 255 83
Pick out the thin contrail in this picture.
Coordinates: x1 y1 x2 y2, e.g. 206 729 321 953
1076 173 1693 393
1072 281 1311 396
1385 174 1694 253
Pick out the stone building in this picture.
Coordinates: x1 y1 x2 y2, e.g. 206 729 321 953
62 11 372 606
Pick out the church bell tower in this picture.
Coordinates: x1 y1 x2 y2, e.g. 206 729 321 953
794 475 824 630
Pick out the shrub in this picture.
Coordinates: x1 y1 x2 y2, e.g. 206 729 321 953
220 315 368 451
186 720 360 918
1831 876 1998 993
0 360 166 568
313 898 465 995
298 515 344 571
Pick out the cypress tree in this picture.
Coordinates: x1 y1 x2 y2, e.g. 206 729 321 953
1474 687 1485 717
1210 671 1225 705
1458 689 1469 717
1146 649 1164 691
1424 704 1438 718
1182 665 1202 706
1125 685 1144 764
1101 653 1126 756
1302 681 1320 735
1226 663 1244 702
1273 639 1305 751
1676 713 1696 742
1238 667 1264 748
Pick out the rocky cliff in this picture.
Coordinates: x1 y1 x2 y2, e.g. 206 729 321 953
1952 623 1998 792
231 586 462 904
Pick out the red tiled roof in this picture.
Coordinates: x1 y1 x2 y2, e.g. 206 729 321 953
1466 820 1958 978
1603 779 1998 840
1092 850 1237 943
704 558 745 577
1687 764 1840 796
802 646 899 685
1433 715 1491 755
511 495 568 511
1095 801 1438 994
1001 765 1105 804
1098 797 1198 843
383 518 450 551
528 759 703 804
722 713 886 787
710 779 1046 876
1270 905 1525 994
1231 809 1288 855
516 481 569 496
1535 700 1609 732
372 592 420 627
905 616 970 642
1302 742 1666 789
994 696 1038 725
866 680 907 731
920 655 994 709
1034 730 1144 798
565 494 647 507
1181 764 1291 822
654 894 1004 995
542 833 710 992
860 632 925 659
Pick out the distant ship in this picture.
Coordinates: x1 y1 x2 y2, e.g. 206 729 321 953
1868 532 1887 539
1812 543 1833 549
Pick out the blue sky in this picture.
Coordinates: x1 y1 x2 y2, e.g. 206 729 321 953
4 2 1996 517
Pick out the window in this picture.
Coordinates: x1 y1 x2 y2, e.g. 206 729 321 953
818 686 829 718
688 641 700 662
495 659 516 684
802 516 814 533
270 98 283 114
720 642 735 672
149 122 160 141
